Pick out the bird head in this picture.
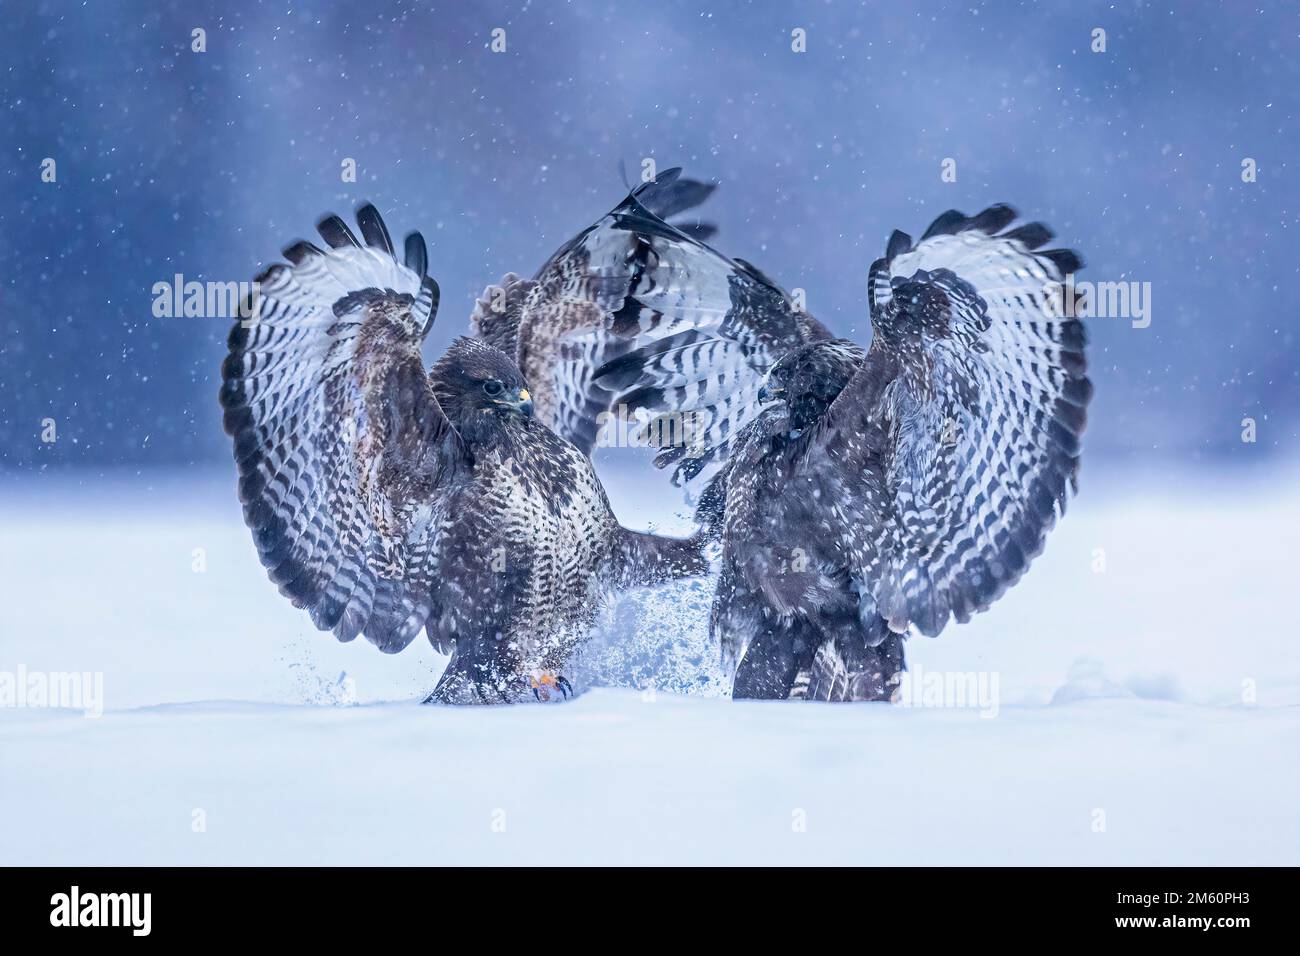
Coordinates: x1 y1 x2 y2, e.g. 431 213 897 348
758 340 863 433
430 337 535 442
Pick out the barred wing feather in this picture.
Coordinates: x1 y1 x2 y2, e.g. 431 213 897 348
829 207 1091 636
592 197 829 484
469 169 725 456
220 205 452 652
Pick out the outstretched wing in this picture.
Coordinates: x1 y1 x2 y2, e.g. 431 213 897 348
220 204 457 652
826 206 1091 637
588 194 830 486
469 168 737 456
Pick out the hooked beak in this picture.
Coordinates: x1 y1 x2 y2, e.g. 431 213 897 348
504 387 534 417
758 382 785 404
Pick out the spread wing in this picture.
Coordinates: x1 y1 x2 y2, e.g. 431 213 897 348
220 204 459 652
469 168 732 455
588 195 831 486
824 207 1091 636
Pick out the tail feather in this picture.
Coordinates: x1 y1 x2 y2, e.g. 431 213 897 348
803 633 905 702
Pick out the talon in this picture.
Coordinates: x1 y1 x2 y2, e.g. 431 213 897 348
529 670 571 702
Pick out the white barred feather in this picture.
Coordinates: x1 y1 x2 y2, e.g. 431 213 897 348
221 209 442 650
836 207 1090 636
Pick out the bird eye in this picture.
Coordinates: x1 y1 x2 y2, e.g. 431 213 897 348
482 379 505 397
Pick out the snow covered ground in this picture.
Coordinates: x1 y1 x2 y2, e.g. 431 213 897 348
2 462 1297 865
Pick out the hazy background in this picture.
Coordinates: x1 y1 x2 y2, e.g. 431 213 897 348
4 2 1298 866
2 0 1296 477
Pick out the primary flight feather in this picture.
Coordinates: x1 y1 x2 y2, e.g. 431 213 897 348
591 195 1091 700
220 187 714 704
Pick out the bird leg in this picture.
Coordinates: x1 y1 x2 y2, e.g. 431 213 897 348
423 647 514 705
529 670 573 702
731 628 813 700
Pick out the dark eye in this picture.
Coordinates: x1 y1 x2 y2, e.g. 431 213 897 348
482 379 505 397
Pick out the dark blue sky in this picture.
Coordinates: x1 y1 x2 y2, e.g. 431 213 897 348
2 0 1296 473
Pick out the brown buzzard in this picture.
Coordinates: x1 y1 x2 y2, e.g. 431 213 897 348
220 190 713 704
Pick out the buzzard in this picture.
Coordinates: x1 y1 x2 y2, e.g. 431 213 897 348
586 198 1092 700
220 186 714 704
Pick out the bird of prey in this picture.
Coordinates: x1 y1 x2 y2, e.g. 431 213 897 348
587 198 1092 700
220 184 714 704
